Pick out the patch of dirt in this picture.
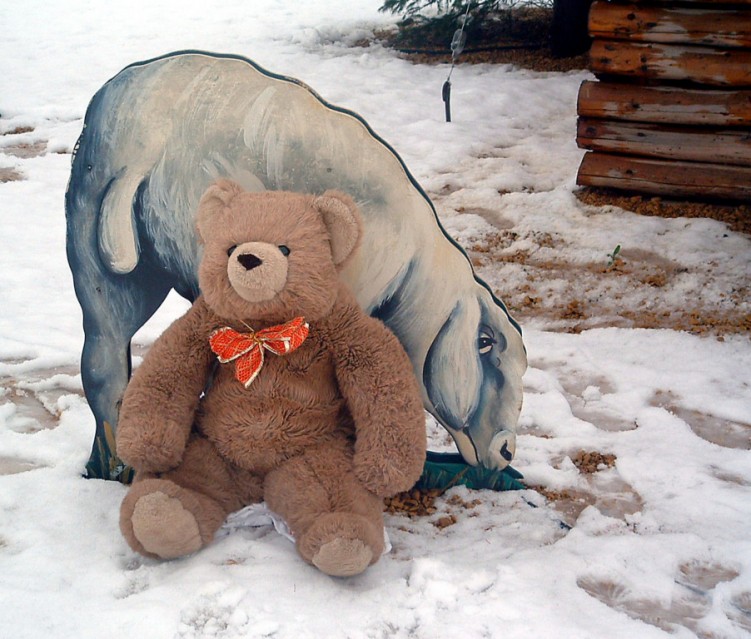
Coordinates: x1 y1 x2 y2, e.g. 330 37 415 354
1 141 47 159
579 561 746 636
2 126 34 136
385 488 484 530
0 383 62 434
0 367 82 437
526 448 642 527
401 45 588 73
385 488 442 517
433 514 458 529
729 591 751 633
531 474 643 528
531 485 639 528
577 576 711 636
0 125 40 181
578 188 751 237
0 168 23 182
571 450 616 474
675 408 751 450
651 390 751 450
679 561 740 592
0 456 44 475
532 486 576 503
467 225 750 337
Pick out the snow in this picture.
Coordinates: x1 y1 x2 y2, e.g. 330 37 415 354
1 1 750 637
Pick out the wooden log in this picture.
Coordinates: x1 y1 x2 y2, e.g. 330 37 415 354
590 40 751 86
577 117 751 165
589 1 751 48
577 81 751 126
577 152 751 200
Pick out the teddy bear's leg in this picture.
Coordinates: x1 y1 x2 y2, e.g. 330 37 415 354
120 435 263 559
264 442 385 577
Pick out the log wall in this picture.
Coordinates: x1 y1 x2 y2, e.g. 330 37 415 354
576 0 751 201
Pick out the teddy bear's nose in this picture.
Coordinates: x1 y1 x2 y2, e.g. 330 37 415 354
237 253 263 270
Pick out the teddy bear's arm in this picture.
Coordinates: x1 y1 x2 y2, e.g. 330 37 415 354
116 298 215 474
327 288 427 498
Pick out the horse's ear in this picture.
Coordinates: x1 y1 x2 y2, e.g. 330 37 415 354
313 190 363 268
196 179 244 243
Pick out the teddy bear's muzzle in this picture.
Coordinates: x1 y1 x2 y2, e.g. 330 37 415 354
227 241 289 302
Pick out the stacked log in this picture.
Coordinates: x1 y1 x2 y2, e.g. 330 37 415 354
576 0 751 201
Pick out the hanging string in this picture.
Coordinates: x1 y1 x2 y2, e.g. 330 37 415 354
442 1 473 123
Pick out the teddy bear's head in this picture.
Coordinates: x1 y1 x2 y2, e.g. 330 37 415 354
196 179 362 323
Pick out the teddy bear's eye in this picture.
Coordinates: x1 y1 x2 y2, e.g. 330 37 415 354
227 245 238 257
278 245 291 256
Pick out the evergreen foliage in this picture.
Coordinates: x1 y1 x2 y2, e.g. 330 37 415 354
379 0 555 51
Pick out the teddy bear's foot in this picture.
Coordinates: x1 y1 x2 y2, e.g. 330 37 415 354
121 477 227 560
297 512 384 577
312 537 373 577
131 491 203 559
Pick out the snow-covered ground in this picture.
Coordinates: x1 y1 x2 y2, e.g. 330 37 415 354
1 1 750 637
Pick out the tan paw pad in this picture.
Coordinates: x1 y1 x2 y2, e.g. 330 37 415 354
312 538 373 577
131 491 202 559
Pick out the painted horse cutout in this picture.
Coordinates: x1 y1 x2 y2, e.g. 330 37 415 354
65 51 527 483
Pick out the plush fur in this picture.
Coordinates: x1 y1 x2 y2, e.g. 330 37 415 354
116 181 426 576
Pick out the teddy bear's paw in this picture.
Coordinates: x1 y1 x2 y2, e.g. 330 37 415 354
131 491 203 559
312 538 373 577
116 420 187 474
300 513 383 577
354 456 414 498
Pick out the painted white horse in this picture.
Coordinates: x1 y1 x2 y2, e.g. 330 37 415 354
66 52 527 480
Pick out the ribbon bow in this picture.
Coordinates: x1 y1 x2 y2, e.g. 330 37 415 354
209 317 309 388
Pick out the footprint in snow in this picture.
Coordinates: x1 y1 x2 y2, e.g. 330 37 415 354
578 560 745 636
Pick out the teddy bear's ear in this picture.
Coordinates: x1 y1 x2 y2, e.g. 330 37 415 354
196 179 244 242
314 190 363 268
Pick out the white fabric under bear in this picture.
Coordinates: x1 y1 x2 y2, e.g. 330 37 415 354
218 502 392 553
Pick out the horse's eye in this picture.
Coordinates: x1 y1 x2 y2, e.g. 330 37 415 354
278 245 291 256
478 336 495 355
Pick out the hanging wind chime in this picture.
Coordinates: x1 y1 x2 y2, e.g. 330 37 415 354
442 2 473 122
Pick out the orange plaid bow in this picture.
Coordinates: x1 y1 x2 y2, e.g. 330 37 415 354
209 317 309 388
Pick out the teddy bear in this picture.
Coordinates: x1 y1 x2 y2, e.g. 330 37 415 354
115 179 427 577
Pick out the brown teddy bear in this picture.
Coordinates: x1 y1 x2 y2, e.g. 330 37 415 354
116 179 427 577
